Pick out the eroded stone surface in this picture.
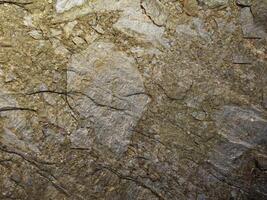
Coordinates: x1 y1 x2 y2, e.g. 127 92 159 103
236 0 252 6
0 0 266 199
67 41 149 154
251 0 267 30
198 0 229 8
240 7 266 39
141 0 168 26
56 0 85 13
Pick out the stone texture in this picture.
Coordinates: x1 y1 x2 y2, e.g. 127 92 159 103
198 0 229 8
67 41 150 154
240 7 266 38
0 0 266 199
251 0 267 30
236 0 252 6
56 0 85 13
141 0 168 26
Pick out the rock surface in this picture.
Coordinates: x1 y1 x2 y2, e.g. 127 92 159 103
0 0 266 199
67 41 149 154
251 0 267 30
236 0 252 7
198 0 229 8
56 0 85 13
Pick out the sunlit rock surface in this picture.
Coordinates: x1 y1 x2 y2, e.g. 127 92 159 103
0 0 266 199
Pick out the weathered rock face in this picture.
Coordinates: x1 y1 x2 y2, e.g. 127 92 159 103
140 0 168 26
198 0 229 8
251 0 267 30
0 0 266 200
236 0 252 7
56 0 85 13
67 41 149 154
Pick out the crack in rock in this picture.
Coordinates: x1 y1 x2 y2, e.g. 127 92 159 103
67 41 150 155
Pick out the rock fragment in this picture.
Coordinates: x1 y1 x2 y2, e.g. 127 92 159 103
56 0 85 13
236 0 252 7
176 18 211 40
183 0 199 16
67 42 150 155
63 20 78 38
208 106 267 197
214 106 267 149
141 0 168 26
232 54 252 64
240 7 265 38
191 111 206 120
28 30 43 40
72 36 85 45
251 0 267 31
114 8 168 47
197 0 229 8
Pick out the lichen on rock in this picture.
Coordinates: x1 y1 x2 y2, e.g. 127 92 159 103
0 0 266 199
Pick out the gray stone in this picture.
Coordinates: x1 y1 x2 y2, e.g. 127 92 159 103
113 6 169 47
211 106 267 171
141 0 168 26
236 0 252 6
198 0 229 8
176 18 211 41
67 41 150 154
240 7 266 38
69 128 93 148
232 54 252 64
53 0 169 47
56 0 85 13
1 0 267 199
251 0 267 30
191 111 206 120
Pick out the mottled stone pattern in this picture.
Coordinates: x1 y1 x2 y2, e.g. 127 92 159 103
0 0 266 200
